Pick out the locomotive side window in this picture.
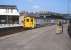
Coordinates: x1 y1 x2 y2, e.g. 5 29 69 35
31 19 33 22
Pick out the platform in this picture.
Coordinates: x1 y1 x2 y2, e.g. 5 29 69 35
0 24 71 50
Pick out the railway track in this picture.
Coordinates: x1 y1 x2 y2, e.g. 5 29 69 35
0 24 55 37
0 27 25 37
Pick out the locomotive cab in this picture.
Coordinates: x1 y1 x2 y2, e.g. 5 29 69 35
22 16 36 29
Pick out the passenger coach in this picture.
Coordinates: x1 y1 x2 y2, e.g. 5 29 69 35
0 5 20 28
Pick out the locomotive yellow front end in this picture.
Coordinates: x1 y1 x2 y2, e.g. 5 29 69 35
22 16 36 29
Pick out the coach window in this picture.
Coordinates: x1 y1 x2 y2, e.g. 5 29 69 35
11 9 13 13
27 19 29 22
8 16 13 24
0 16 7 24
12 16 19 24
31 19 33 22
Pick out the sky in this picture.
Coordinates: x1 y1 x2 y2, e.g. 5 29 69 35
0 0 70 14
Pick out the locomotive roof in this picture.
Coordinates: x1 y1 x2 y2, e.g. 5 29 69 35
0 5 17 9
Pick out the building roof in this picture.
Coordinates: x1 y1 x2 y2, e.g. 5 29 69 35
0 5 17 9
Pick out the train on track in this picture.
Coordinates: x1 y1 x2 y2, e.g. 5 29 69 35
0 5 57 29
21 16 36 29
0 5 21 29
